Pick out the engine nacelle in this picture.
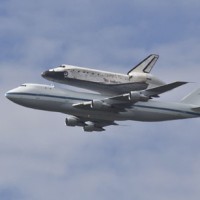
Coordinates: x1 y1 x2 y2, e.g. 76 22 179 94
83 123 104 132
129 91 149 102
65 117 83 127
91 100 110 110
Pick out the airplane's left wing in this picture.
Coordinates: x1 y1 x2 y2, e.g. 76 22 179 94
143 81 188 97
72 81 187 132
73 81 188 112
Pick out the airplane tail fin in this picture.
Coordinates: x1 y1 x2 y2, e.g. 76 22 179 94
181 88 200 110
128 54 159 75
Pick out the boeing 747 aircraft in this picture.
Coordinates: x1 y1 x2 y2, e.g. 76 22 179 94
42 54 165 94
5 81 200 132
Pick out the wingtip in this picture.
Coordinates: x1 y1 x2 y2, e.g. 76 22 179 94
177 81 189 85
150 54 159 58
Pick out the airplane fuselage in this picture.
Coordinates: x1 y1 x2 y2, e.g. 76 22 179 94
6 84 200 123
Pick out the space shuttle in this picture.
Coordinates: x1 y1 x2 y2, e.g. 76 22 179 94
42 54 165 94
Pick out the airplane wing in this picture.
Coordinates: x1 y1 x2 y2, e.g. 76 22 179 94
143 81 188 97
128 54 159 75
73 81 187 112
71 81 187 132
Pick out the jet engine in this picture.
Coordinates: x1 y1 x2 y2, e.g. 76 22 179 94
128 91 149 102
65 117 83 127
83 123 104 132
90 100 111 110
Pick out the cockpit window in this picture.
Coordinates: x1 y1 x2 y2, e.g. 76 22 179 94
20 84 26 87
59 65 65 68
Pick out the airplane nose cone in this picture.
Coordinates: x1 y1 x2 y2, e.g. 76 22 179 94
5 91 15 101
5 88 26 105
5 92 10 99
5 87 22 102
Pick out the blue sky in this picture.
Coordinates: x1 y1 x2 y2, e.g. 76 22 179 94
1 0 200 200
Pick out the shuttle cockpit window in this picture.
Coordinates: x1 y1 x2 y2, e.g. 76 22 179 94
59 65 65 68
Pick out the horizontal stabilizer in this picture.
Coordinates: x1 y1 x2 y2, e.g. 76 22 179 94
128 54 159 75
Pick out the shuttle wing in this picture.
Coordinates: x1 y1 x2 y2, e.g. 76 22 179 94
128 54 159 75
73 81 187 112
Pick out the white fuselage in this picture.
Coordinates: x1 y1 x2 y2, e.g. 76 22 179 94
5 84 200 122
51 66 153 84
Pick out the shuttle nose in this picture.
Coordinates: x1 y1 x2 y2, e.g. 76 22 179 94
41 70 65 80
41 70 57 79
41 70 51 78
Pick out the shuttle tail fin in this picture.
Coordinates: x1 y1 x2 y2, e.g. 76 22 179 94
181 88 200 108
128 54 159 75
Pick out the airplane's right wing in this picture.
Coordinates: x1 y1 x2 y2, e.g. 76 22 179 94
128 54 159 75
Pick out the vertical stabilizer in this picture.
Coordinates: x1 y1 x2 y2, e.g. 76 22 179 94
128 54 159 75
181 88 200 106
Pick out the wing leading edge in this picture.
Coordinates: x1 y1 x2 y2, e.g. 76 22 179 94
73 81 187 111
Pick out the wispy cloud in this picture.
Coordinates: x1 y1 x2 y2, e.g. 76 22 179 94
1 0 200 200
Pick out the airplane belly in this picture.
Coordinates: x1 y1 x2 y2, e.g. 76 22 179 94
126 110 181 121
25 99 63 112
124 104 192 122
60 100 192 122
61 103 121 121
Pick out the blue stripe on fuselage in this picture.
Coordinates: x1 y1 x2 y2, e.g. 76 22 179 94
134 105 200 117
7 92 91 101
